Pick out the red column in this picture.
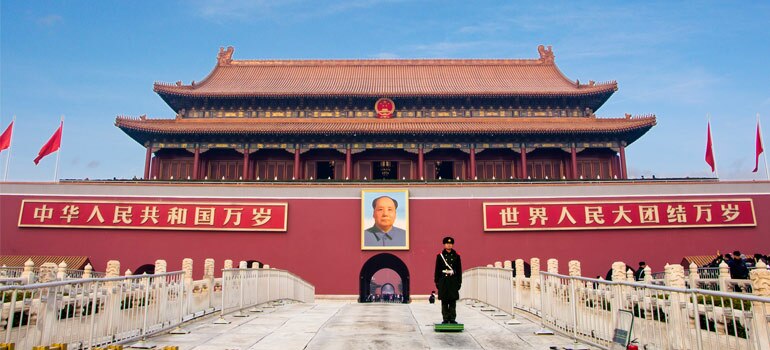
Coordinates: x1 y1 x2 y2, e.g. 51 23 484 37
144 144 152 180
619 144 628 179
469 146 476 179
418 146 424 180
192 146 200 180
571 145 578 179
293 147 300 180
520 146 528 179
345 147 352 180
242 146 249 180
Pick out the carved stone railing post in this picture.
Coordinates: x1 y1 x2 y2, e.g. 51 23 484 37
664 263 689 349
611 262 626 282
83 263 93 278
104 260 122 336
224 259 233 270
530 258 540 289
39 262 64 344
718 261 730 292
182 258 193 316
568 260 581 277
494 261 502 268
688 262 699 289
21 258 35 283
547 258 558 274
57 261 67 280
124 269 132 277
239 261 248 269
643 265 652 284
106 260 120 278
155 259 167 274
204 258 215 308
514 259 524 307
749 261 770 350
39 262 58 283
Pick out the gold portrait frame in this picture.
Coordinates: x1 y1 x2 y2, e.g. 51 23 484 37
361 189 409 250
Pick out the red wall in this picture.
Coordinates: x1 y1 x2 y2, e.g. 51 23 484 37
2 189 769 295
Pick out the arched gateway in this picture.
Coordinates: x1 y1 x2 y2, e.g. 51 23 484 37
359 253 410 303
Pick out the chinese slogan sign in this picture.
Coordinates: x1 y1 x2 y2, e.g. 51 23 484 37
18 200 288 232
483 199 755 231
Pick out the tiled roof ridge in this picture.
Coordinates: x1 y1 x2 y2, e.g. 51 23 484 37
115 114 656 123
152 45 618 91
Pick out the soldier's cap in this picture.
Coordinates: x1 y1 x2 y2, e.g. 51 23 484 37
442 236 454 244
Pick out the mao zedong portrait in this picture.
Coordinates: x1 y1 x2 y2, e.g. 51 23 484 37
363 196 406 247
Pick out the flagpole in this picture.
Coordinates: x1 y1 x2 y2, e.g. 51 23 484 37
2 116 14 181
53 116 64 182
760 113 769 180
708 114 719 178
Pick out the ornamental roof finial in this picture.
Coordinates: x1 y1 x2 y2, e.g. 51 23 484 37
537 45 555 63
218 46 235 66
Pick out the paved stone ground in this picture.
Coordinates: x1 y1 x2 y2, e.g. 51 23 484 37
144 300 597 350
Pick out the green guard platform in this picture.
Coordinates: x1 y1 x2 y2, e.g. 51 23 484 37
434 323 464 332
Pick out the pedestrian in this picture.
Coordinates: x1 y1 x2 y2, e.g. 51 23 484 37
635 261 647 281
434 236 462 324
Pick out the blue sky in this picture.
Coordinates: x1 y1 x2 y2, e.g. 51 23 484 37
1 1 769 181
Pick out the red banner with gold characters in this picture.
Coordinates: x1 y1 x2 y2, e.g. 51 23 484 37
483 199 755 231
18 200 288 232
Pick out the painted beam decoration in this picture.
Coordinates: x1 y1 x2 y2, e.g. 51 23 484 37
18 199 288 231
483 199 755 231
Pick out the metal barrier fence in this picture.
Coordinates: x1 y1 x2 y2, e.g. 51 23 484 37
461 266 770 350
0 272 185 349
217 268 315 320
0 267 314 349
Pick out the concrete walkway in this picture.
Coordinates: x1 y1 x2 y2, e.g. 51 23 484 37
146 300 596 349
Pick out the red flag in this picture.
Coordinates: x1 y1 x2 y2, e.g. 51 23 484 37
0 121 12 152
34 122 63 165
705 122 715 172
754 121 764 172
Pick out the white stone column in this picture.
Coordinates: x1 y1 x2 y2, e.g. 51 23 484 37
749 261 770 350
718 261 730 292
106 260 121 278
83 263 93 278
104 260 122 336
57 261 67 280
547 258 558 274
664 264 689 349
203 258 215 308
568 260 581 277
611 262 626 282
643 265 652 284
39 262 57 283
688 262 699 288
155 259 167 274
530 258 540 289
20 258 35 283
514 259 524 306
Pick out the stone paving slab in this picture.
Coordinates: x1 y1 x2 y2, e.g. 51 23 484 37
146 300 597 350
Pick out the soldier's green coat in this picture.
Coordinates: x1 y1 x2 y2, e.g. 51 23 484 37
434 249 462 300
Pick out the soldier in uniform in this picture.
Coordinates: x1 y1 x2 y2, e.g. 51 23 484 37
434 236 462 324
